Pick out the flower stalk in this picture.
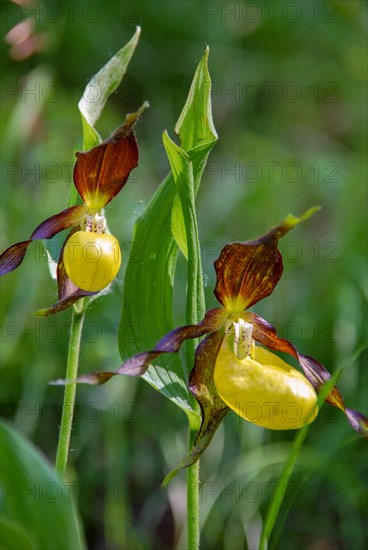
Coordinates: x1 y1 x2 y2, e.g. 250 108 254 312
185 217 203 549
180 154 204 550
186 422 201 550
55 306 85 479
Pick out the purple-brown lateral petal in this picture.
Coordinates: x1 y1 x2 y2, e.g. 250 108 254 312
214 208 320 312
345 409 368 437
0 205 87 276
30 205 87 240
297 354 345 411
0 241 32 276
73 125 138 210
247 312 368 437
62 308 227 385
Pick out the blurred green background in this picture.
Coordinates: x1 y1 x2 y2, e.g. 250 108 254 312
1 1 367 549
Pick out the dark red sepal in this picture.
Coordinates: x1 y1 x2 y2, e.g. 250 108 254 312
73 111 141 209
214 241 283 313
189 329 229 439
0 205 87 276
214 208 320 313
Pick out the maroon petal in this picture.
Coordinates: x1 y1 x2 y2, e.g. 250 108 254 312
346 409 368 435
53 308 227 385
33 292 94 317
0 205 87 276
247 312 368 438
73 107 146 210
214 208 320 312
0 241 32 276
30 205 87 240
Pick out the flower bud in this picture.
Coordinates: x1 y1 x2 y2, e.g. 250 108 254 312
214 345 318 430
63 231 121 292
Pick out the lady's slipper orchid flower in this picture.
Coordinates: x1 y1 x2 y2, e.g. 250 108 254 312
72 209 368 458
0 110 142 316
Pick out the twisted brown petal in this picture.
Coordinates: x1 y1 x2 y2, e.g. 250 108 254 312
0 205 87 276
52 308 227 385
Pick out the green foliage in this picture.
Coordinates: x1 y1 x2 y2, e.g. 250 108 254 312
0 421 85 549
119 49 217 426
175 47 218 153
78 26 141 151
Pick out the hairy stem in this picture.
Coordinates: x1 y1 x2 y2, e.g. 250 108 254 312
185 187 204 550
55 308 85 479
187 422 201 549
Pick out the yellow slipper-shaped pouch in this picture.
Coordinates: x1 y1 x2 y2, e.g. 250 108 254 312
214 345 318 430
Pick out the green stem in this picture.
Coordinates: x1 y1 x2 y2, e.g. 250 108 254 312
55 308 85 479
185 196 204 550
178 173 204 550
162 132 206 549
187 422 200 550
186 206 205 361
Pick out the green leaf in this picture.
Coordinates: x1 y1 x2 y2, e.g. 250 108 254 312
79 115 101 152
119 48 218 426
171 195 188 259
171 46 218 254
0 421 85 550
175 46 218 153
78 26 141 151
163 131 204 327
0 514 37 549
119 171 199 422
